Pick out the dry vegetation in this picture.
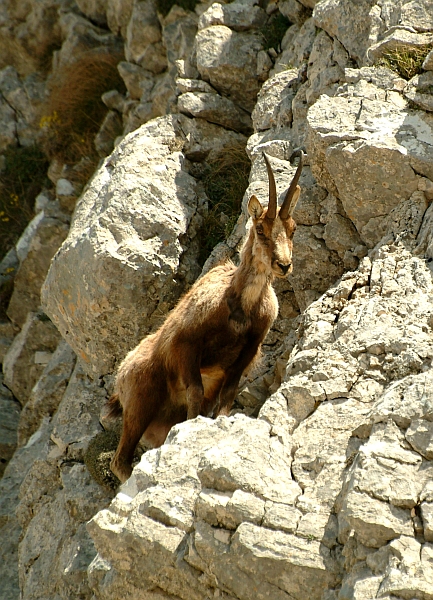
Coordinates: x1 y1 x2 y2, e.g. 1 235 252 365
0 145 48 258
0 144 49 318
198 143 250 264
40 51 125 166
377 44 433 80
156 0 199 16
0 51 126 317
260 12 290 52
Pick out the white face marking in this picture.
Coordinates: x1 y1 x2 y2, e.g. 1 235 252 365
253 215 294 278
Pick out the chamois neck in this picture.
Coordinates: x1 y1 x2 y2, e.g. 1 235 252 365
232 229 274 312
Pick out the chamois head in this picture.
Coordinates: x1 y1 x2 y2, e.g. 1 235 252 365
247 149 304 278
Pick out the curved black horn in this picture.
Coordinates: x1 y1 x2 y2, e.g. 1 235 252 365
262 152 277 220
279 148 305 220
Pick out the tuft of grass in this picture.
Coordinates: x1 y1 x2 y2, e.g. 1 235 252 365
40 51 125 165
156 0 199 16
260 12 290 52
376 44 433 80
198 144 250 265
0 144 49 260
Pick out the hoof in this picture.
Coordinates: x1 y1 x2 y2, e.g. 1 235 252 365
110 456 132 484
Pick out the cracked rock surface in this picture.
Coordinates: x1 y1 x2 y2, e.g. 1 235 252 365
87 237 433 600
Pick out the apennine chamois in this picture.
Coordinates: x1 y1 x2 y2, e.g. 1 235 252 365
108 149 304 482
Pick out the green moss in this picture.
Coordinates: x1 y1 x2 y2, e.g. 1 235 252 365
84 430 121 490
376 44 433 80
84 429 146 490
260 13 290 52
198 144 250 265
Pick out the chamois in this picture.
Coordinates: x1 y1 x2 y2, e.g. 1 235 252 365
108 149 304 483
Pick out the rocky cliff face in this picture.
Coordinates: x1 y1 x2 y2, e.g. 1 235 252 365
1 0 433 598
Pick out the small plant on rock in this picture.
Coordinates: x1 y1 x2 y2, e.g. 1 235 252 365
377 44 433 80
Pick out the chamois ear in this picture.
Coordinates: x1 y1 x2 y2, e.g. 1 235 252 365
248 195 264 219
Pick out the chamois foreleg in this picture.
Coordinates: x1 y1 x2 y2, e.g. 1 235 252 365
215 336 263 416
174 342 205 420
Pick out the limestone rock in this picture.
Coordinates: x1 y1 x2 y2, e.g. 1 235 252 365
405 419 433 460
88 415 338 600
379 539 433 599
0 66 42 147
344 66 406 92
306 85 433 247
279 0 311 25
297 0 319 7
178 91 252 133
405 71 433 112
423 49 433 70
76 0 108 26
367 29 433 63
125 0 166 73
304 29 346 105
54 13 123 72
0 319 18 366
176 77 215 95
49 362 108 460
162 9 198 70
251 69 299 131
94 110 123 158
17 341 76 448
400 0 433 32
41 115 204 377
421 503 433 542
7 211 70 327
195 25 263 112
117 61 154 101
106 0 133 36
273 17 316 73
313 0 378 64
3 312 61 406
0 375 20 477
0 418 52 600
180 116 247 163
198 0 266 32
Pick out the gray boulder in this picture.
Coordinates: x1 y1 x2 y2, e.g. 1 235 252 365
178 91 252 133
3 312 61 406
195 25 263 112
306 77 433 247
42 115 205 378
7 210 70 328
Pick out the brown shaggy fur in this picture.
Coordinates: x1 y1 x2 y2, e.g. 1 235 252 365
110 152 304 482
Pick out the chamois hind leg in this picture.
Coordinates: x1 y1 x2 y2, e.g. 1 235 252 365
110 401 155 483
110 373 165 483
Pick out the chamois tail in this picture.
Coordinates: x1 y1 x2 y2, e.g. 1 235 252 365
106 393 123 419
